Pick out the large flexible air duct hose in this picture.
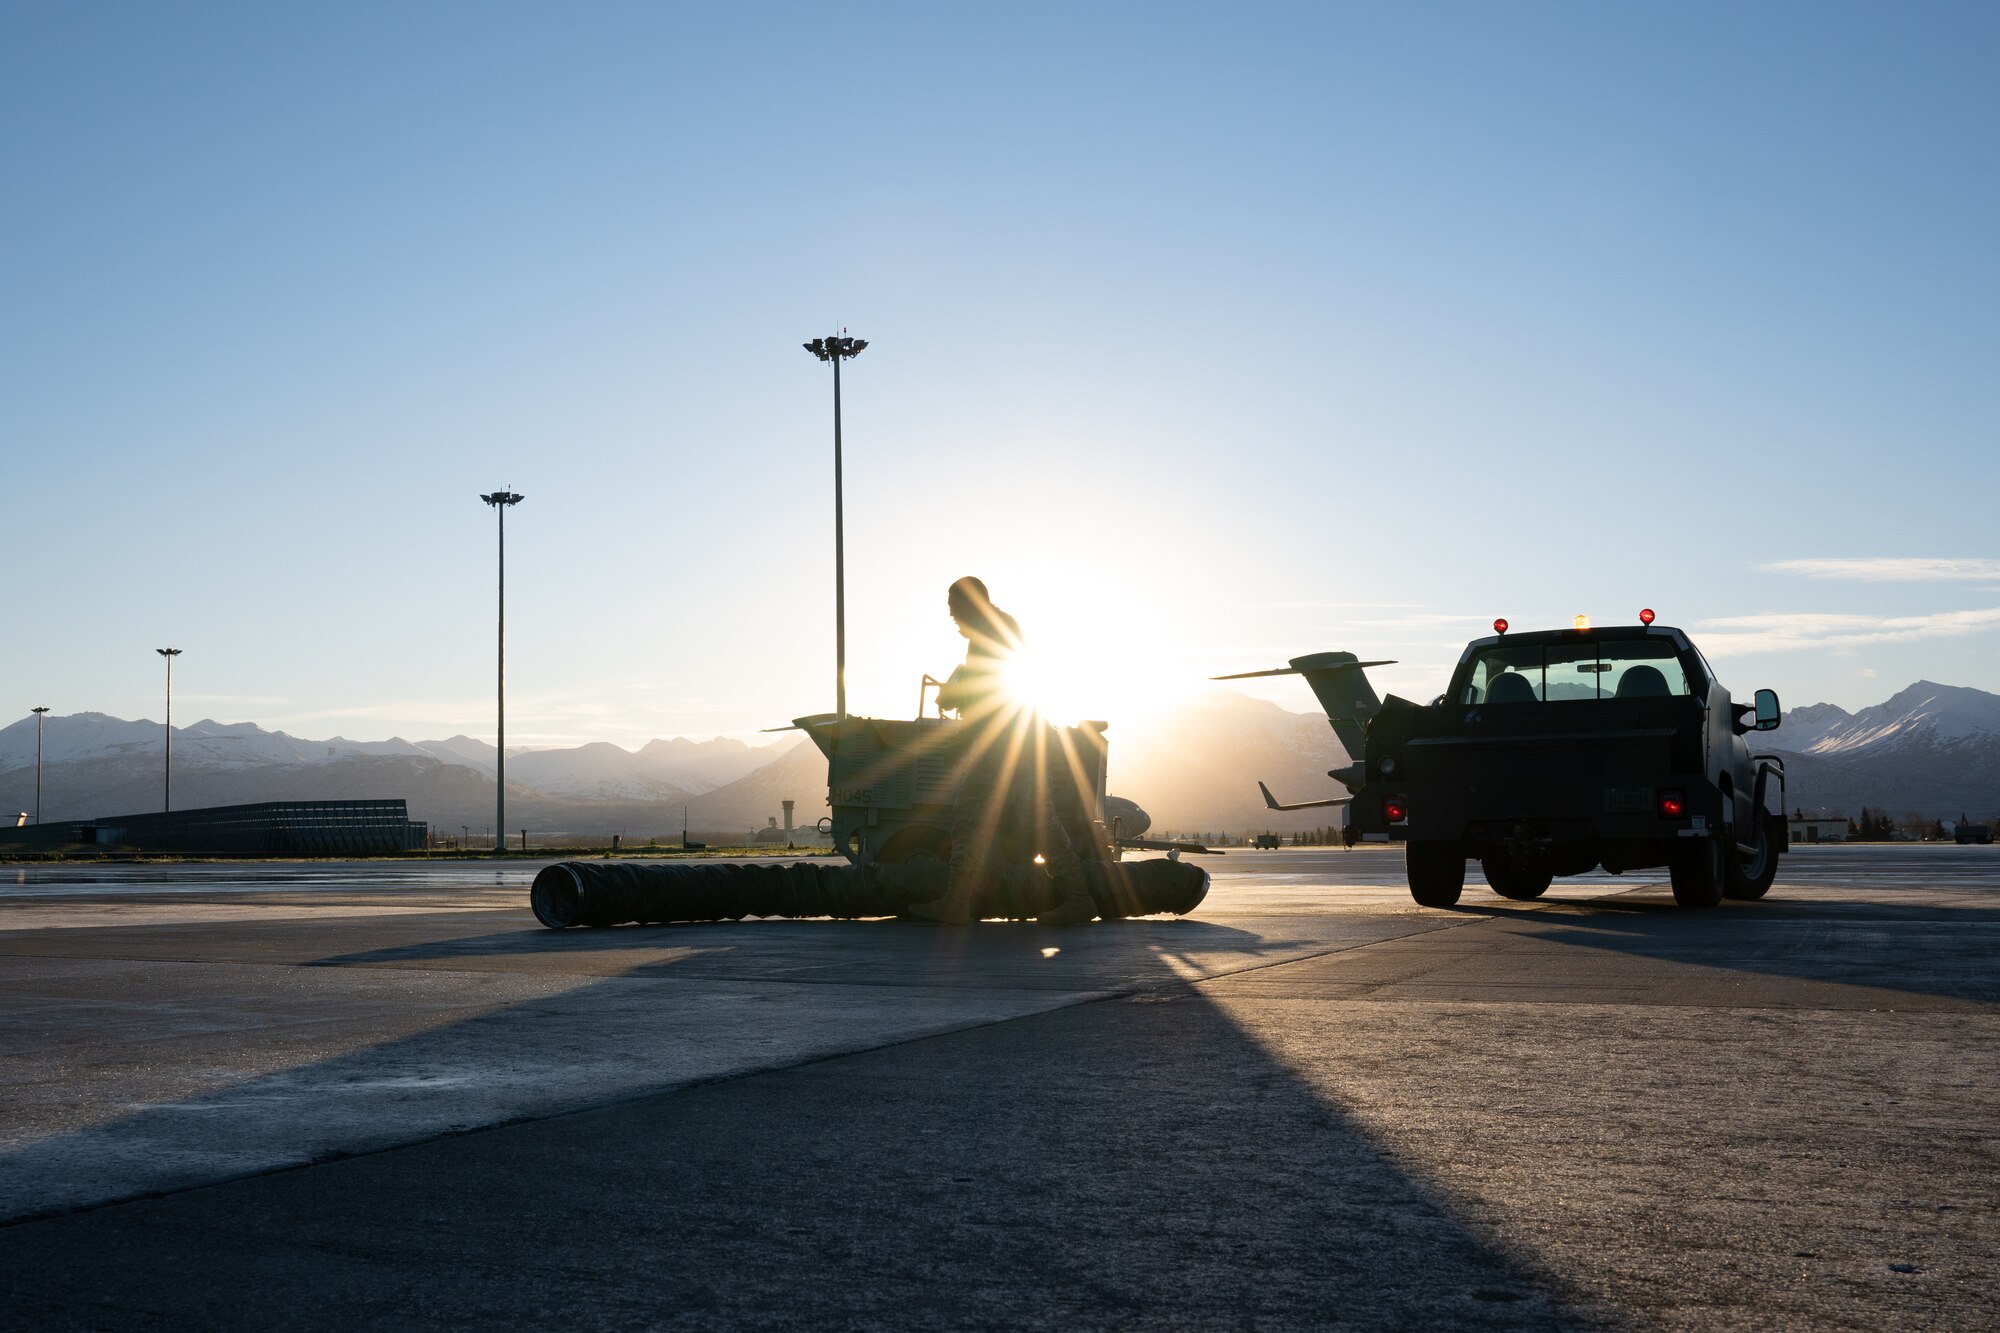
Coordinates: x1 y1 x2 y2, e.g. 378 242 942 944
530 856 1209 929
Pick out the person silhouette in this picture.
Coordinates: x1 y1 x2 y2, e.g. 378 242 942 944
906 577 1096 926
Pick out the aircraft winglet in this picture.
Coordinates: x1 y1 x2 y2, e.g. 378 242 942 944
1258 780 1353 812
1213 660 1394 681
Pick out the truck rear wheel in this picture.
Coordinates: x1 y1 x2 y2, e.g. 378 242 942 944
1406 843 1465 907
1724 815 1778 900
1670 835 1725 909
1481 855 1552 901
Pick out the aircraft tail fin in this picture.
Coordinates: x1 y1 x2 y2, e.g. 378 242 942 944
1215 652 1393 759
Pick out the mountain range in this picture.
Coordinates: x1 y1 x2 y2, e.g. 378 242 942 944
3 680 1996 839
0 713 804 839
1753 681 2000 819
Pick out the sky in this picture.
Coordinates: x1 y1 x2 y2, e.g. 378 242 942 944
5 2 1997 750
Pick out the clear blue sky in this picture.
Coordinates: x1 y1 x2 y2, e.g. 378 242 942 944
6 2 1996 748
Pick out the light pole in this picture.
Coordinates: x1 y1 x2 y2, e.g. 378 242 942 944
480 490 524 857
30 707 49 824
803 333 867 719
155 648 181 812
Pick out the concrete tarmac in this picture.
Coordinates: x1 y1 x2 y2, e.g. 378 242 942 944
1 846 1994 1329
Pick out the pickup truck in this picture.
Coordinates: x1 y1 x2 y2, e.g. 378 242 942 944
1346 618 1787 908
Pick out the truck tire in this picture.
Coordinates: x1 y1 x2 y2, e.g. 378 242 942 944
1724 815 1778 901
1406 843 1465 907
1670 835 1725 909
1481 855 1552 901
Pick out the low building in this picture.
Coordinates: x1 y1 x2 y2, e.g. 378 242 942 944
0 800 428 856
1788 812 1848 844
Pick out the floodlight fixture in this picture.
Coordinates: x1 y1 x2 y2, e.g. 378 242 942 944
805 336 867 362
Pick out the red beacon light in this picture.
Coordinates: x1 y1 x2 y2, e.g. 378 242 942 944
1493 618 1509 635
1639 607 1656 626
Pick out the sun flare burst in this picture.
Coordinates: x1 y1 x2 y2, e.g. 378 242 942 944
996 638 1195 731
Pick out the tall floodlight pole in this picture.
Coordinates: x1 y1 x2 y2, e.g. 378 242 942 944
30 707 49 824
480 490 524 855
155 648 181 812
802 333 867 718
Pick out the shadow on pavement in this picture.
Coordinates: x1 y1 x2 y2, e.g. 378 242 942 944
1449 890 2000 1005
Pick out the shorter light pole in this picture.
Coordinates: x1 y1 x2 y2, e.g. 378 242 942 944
156 648 182 813
31 707 49 824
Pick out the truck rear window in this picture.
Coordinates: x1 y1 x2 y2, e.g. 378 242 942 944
1459 639 1691 704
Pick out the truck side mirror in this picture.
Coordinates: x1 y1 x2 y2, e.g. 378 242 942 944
1753 688 1781 731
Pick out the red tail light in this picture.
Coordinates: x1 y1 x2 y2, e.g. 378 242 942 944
1657 789 1685 818
1384 797 1409 823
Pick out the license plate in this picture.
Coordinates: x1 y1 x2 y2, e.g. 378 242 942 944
1603 787 1650 813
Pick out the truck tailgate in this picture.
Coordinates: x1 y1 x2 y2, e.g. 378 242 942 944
1405 728 1677 820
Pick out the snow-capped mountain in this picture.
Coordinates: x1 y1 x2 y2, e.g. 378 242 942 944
411 736 502 773
1771 682 2000 757
1763 682 2000 818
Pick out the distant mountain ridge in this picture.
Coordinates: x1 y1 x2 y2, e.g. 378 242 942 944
0 713 803 835
0 714 775 796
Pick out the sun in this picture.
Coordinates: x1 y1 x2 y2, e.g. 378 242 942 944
997 635 1196 731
